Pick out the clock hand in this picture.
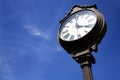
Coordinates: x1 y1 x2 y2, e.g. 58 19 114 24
75 15 80 28
84 25 93 28
84 26 89 27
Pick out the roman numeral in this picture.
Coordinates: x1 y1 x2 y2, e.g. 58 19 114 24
62 30 68 34
69 20 73 23
77 34 81 38
84 30 88 33
88 19 94 22
63 33 70 39
69 35 74 40
86 15 90 19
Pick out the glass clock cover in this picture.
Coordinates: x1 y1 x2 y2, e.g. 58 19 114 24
59 10 97 41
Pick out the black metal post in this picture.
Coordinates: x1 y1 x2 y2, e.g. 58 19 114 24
74 53 95 80
80 54 95 80
81 61 94 80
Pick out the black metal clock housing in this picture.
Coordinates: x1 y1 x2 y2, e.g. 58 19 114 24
58 4 107 54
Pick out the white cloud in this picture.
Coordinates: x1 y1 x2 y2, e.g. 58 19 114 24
24 25 50 40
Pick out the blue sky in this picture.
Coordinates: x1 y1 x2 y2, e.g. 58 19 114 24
0 0 120 80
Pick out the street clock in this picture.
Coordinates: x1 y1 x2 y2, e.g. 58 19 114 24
58 4 107 54
58 4 107 80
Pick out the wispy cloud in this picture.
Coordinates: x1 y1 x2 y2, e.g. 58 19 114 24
0 56 15 80
24 24 50 40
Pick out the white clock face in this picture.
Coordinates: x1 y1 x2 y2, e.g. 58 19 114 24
59 10 97 41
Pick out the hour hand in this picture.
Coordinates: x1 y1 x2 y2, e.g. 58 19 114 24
77 25 83 28
84 26 89 27
78 25 90 28
85 25 94 28
77 25 88 28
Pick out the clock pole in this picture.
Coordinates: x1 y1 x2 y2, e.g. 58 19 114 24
81 62 94 80
73 50 95 80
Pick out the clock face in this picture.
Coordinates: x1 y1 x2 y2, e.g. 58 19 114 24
59 10 97 41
